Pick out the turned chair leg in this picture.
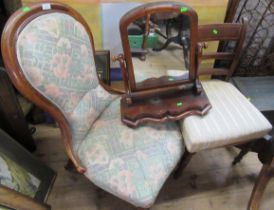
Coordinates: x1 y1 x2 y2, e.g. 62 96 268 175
247 158 274 210
173 151 194 179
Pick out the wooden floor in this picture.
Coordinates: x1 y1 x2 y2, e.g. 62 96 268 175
32 124 274 210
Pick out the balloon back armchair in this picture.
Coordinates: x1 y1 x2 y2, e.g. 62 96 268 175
1 3 185 209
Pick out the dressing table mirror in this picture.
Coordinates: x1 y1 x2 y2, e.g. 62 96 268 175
114 1 211 127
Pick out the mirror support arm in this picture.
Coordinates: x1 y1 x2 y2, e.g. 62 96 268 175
112 54 132 104
195 42 208 94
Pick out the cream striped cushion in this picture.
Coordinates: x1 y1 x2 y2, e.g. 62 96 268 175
180 80 272 153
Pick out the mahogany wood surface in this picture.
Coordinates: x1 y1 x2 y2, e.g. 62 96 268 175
248 158 274 210
201 52 234 60
198 24 242 41
224 0 241 23
197 22 247 79
119 1 199 92
118 1 211 127
0 68 36 151
121 86 211 127
1 3 124 173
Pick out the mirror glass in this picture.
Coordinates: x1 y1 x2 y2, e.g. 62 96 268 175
127 11 191 89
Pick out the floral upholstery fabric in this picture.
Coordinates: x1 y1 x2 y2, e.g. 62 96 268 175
77 98 184 208
16 13 115 148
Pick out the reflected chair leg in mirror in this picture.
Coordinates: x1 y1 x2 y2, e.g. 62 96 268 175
248 158 274 210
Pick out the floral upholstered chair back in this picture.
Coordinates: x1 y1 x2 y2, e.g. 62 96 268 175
11 5 114 149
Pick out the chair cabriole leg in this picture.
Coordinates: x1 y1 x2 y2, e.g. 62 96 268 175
247 158 274 210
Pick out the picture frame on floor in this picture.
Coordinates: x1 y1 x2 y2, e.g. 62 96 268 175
0 205 14 210
0 129 56 203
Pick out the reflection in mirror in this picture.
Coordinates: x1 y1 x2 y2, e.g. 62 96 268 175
127 11 191 87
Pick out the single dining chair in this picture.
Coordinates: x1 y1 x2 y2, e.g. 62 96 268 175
1 3 185 209
175 22 273 177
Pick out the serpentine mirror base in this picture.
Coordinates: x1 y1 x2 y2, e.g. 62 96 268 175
121 86 211 127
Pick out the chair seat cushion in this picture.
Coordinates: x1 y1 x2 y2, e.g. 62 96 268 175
76 98 184 208
180 80 272 153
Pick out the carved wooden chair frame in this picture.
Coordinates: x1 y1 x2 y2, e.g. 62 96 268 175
1 3 124 174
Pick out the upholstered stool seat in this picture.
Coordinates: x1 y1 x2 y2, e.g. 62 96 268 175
180 80 272 153
77 98 184 208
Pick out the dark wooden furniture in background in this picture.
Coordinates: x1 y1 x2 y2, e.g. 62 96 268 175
220 0 274 76
224 0 241 23
0 68 36 151
115 1 211 127
95 50 111 85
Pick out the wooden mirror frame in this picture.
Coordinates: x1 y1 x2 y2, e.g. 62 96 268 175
115 2 211 127
119 1 199 95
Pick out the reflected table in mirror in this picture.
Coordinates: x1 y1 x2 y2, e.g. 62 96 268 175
133 43 189 85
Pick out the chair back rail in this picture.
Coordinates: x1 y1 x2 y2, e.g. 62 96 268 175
197 21 247 79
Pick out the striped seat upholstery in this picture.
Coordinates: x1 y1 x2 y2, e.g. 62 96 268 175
180 80 272 153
